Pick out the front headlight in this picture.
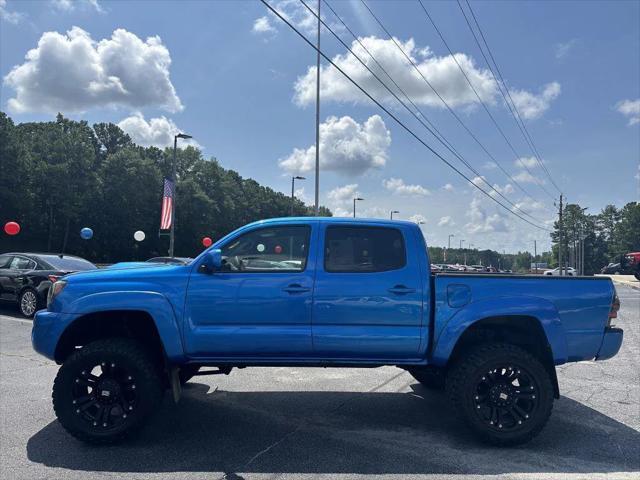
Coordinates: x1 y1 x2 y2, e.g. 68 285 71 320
47 280 67 308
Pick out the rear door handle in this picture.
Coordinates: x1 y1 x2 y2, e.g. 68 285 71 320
283 284 311 294
388 285 416 295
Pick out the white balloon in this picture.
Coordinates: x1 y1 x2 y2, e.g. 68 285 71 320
134 230 146 242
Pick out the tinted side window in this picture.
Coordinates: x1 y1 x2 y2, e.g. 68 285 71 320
0 255 12 269
10 257 36 270
325 226 406 273
221 225 311 272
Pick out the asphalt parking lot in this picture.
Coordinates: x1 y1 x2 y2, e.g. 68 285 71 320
0 285 638 480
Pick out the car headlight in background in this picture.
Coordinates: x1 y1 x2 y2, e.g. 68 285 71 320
47 280 67 308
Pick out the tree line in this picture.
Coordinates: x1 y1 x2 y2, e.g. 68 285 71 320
0 112 328 262
550 202 639 275
1 112 636 272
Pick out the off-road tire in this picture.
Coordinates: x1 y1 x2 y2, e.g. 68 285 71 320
52 338 163 445
445 343 554 446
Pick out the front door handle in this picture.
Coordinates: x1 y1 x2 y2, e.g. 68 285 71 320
388 285 416 295
283 284 311 294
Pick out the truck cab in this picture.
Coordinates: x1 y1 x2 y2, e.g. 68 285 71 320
32 217 623 446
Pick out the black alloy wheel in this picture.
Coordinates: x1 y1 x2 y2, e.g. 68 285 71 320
446 343 554 446
53 338 163 444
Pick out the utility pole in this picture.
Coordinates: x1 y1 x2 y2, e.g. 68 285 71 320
558 194 564 276
313 0 321 216
290 176 305 216
353 197 363 218
169 132 192 258
534 240 537 274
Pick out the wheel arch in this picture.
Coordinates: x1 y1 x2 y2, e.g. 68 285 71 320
54 310 168 366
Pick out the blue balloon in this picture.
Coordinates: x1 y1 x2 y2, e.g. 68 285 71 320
80 227 93 240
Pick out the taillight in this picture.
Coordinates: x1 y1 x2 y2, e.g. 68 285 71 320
48 275 59 283
608 293 620 321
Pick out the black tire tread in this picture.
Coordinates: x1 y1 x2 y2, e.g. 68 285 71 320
446 342 554 446
52 337 163 445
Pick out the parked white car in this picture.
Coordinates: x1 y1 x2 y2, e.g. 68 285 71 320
544 267 577 276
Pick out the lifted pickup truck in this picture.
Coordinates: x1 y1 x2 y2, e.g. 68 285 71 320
32 218 623 446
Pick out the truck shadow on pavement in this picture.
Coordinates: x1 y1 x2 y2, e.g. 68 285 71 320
27 382 640 476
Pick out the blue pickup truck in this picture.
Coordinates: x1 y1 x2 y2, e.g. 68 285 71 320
32 217 623 446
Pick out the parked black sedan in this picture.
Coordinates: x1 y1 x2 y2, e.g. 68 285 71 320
0 253 97 317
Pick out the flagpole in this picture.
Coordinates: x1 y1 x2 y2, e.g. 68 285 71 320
169 136 177 257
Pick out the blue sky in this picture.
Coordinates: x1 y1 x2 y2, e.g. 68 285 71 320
1 0 639 253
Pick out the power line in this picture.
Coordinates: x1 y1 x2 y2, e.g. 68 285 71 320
317 0 546 224
415 0 552 211
457 0 561 197
462 0 559 191
259 0 551 232
359 0 549 207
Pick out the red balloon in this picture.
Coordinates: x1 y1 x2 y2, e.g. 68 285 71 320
4 221 20 236
274 245 283 254
202 237 212 247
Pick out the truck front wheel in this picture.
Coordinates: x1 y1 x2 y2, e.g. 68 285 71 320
52 338 163 444
446 343 554 446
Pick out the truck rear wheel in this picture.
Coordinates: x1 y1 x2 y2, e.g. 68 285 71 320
52 338 163 445
446 343 554 446
407 366 445 390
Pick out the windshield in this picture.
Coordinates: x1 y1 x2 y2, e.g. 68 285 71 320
40 255 97 271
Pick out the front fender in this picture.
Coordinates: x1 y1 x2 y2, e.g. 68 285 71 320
430 296 568 367
46 291 184 362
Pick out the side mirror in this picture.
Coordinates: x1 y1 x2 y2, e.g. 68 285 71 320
200 248 222 273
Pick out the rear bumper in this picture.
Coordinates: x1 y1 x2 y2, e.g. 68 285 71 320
595 327 623 361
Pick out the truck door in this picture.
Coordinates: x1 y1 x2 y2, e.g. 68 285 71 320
312 223 425 359
183 223 317 358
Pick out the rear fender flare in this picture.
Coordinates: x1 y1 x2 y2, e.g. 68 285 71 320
430 296 568 367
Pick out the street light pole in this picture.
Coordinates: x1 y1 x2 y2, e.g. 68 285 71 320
448 234 455 249
353 197 363 218
390 210 399 219
290 176 306 216
313 0 321 216
169 132 192 258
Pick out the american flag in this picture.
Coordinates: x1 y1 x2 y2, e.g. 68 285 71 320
160 178 174 230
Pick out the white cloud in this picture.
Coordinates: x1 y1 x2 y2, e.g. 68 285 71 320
117 113 199 148
383 177 430 196
442 183 455 192
515 156 542 169
279 115 390 175
294 186 309 204
616 99 640 126
252 16 276 34
294 36 499 109
482 161 497 170
361 206 388 219
554 39 577 60
0 0 24 23
512 170 543 184
253 0 337 37
509 82 561 120
51 0 104 13
4 27 182 114
327 183 359 204
465 197 509 234
438 216 455 227
409 214 427 224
